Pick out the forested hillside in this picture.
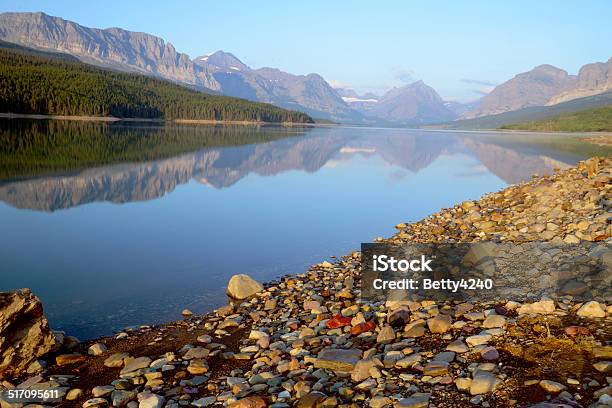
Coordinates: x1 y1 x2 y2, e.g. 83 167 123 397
0 46 313 123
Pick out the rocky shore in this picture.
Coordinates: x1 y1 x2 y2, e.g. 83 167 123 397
1 157 610 408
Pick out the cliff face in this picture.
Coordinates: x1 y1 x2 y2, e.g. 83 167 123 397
0 12 220 91
547 57 612 105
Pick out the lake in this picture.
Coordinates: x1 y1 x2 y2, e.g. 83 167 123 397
0 120 608 339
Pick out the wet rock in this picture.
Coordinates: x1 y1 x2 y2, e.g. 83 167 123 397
226 274 264 300
181 309 193 317
0 289 56 378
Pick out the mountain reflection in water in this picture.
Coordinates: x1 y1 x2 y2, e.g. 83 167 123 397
0 124 599 212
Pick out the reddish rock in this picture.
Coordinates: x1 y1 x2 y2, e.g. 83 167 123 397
350 321 376 335
56 353 87 366
326 314 352 329
480 346 500 361
564 326 591 336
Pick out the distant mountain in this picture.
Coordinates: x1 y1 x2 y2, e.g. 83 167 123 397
546 57 612 105
0 12 220 91
334 88 379 112
193 51 358 122
466 65 577 118
444 99 481 118
355 81 457 125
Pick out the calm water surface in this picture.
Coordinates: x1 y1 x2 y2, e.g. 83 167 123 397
0 120 608 339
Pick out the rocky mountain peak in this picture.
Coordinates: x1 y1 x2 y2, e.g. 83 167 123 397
195 50 249 72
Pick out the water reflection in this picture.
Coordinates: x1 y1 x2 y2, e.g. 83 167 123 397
0 124 602 212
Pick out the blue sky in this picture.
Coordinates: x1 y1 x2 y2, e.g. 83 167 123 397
1 0 610 101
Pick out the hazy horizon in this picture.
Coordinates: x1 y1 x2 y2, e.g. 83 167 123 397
0 0 611 102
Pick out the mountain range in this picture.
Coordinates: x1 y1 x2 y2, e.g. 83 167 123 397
466 59 612 119
0 11 610 126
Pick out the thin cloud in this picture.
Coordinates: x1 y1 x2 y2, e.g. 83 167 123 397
461 78 497 86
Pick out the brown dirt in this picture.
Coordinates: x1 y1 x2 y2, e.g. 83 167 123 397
44 318 252 408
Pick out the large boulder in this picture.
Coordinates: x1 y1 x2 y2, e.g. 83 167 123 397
0 289 56 379
226 274 264 300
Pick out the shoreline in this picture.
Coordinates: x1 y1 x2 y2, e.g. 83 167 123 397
1 157 611 407
0 113 318 126
2 113 611 135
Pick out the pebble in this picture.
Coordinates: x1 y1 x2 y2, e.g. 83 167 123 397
88 343 107 356
470 371 499 395
576 301 607 318
539 380 567 394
